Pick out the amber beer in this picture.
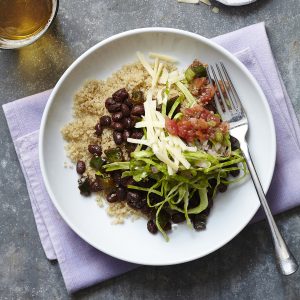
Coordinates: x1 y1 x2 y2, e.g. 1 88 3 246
0 0 57 48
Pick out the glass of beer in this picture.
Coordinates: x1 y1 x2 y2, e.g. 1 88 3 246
0 0 58 49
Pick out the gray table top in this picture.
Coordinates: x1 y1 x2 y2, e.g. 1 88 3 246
1 0 300 299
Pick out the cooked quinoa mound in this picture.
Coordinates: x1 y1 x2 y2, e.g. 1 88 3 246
61 62 155 223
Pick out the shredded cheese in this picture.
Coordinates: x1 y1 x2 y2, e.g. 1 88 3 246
133 52 199 175
153 62 164 88
212 6 219 13
137 51 154 77
159 68 169 84
129 90 196 175
149 52 177 62
157 89 163 104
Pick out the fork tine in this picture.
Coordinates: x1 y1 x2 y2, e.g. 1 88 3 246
215 63 237 111
219 62 244 113
206 66 224 116
209 65 230 113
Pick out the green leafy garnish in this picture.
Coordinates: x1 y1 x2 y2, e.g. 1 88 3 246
103 146 247 240
90 156 105 171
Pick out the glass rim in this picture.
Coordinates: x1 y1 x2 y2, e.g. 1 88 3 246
0 0 59 50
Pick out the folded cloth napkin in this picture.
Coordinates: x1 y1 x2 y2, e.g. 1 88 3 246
3 22 300 293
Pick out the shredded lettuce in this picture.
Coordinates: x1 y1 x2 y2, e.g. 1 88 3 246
175 81 196 107
168 95 184 118
104 145 247 240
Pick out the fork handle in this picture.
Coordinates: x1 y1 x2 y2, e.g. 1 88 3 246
240 143 298 275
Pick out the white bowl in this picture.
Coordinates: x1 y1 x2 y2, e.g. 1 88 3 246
39 28 276 265
216 0 257 6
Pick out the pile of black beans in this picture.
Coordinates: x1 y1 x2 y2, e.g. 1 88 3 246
93 88 144 147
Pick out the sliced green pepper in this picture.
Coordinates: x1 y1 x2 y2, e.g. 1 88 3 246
192 65 207 77
104 147 124 163
131 90 144 105
185 67 196 83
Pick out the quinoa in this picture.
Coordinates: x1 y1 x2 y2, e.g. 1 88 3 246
61 62 153 222
62 62 150 164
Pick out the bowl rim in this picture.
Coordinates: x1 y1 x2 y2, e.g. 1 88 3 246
39 27 276 265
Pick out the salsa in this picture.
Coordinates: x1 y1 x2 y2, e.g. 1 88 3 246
166 104 228 143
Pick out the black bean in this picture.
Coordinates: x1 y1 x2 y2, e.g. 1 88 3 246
208 178 217 189
139 178 156 188
207 188 214 200
112 111 123 122
113 131 123 145
218 182 227 193
157 210 171 230
141 205 153 217
124 98 133 109
127 191 141 201
148 193 163 206
131 105 145 116
123 130 131 141
171 213 186 224
188 193 200 209
90 180 102 192
131 116 141 127
94 123 102 136
140 197 147 208
120 176 135 187
111 122 124 132
76 160 86 174
230 135 240 150
111 171 122 185
131 130 143 139
230 165 240 177
208 198 214 209
126 143 137 155
78 176 91 196
106 192 119 203
164 222 172 231
127 191 143 209
107 103 122 113
116 186 127 201
193 214 207 231
147 220 158 234
105 97 115 109
122 117 133 129
100 115 111 127
121 104 131 117
112 88 129 102
88 144 102 156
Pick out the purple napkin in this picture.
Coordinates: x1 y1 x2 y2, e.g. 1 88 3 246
3 22 300 293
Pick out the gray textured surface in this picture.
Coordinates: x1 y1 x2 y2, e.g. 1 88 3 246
1 0 300 299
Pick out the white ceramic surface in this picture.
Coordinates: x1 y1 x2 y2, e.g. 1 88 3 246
39 28 276 265
216 0 257 6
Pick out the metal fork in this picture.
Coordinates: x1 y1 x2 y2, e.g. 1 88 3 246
207 62 298 275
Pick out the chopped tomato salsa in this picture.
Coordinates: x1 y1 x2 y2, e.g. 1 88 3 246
188 76 216 106
166 104 228 143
